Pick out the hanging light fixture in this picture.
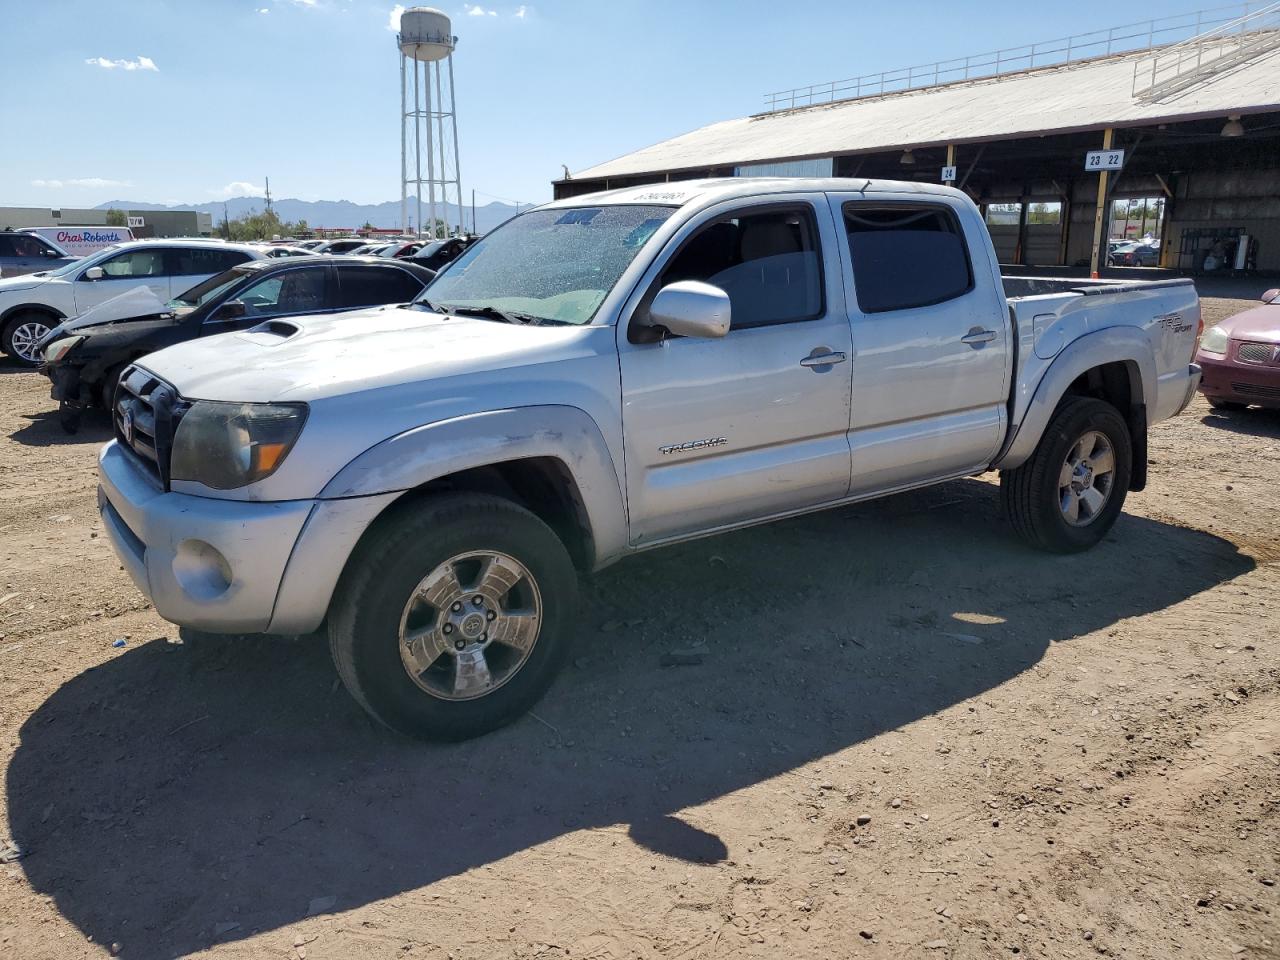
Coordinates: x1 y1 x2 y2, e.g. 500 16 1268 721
899 148 916 166
1220 115 1245 138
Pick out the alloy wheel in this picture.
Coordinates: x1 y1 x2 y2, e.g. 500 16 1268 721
398 550 543 701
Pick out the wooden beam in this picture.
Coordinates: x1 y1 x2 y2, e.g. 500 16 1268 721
958 144 986 191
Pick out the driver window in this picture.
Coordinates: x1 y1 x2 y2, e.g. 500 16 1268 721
97 249 165 278
230 268 326 318
656 207 823 330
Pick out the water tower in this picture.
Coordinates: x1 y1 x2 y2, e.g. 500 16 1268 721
398 7 463 238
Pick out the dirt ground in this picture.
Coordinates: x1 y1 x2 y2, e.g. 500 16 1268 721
0 290 1276 960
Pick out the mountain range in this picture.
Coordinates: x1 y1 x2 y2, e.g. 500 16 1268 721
93 196 521 234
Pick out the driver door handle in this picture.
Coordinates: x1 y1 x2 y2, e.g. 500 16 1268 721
961 328 998 346
800 351 847 368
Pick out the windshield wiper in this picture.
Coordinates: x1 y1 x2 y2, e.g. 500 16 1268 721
438 304 546 325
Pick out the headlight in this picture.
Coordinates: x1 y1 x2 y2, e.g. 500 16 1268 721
43 335 83 364
170 401 308 489
1198 325 1230 355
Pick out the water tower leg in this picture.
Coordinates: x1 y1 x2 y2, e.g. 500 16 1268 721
424 56 438 239
400 53 407 235
413 50 423 239
450 54 463 235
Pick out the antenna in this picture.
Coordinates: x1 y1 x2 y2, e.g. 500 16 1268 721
398 7 463 239
264 176 272 213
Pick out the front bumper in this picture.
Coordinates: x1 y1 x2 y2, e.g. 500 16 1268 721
1197 351 1280 408
98 441 314 633
97 440 400 635
46 361 84 404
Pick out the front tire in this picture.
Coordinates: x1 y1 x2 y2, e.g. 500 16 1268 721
2 312 55 367
1000 397 1132 553
328 493 579 741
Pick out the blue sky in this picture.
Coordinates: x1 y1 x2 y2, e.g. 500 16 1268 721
0 0 1206 211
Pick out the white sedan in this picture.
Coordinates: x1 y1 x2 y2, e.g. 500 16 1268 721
0 239 267 365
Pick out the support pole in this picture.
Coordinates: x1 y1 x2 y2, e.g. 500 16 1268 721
1089 127 1114 278
946 143 955 179
399 53 407 234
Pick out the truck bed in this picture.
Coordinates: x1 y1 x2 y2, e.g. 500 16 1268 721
997 275 1200 468
1003 275 1196 300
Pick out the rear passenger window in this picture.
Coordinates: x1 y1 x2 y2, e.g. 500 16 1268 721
844 204 972 313
336 266 424 308
173 248 252 276
657 207 823 329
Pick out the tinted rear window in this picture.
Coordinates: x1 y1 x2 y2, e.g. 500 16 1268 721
336 266 424 308
173 248 253 276
844 204 973 313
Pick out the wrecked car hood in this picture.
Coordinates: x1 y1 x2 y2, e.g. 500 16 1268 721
63 287 175 332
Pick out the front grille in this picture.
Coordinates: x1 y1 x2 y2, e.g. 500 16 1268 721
113 366 187 487
1231 381 1280 400
1237 341 1278 365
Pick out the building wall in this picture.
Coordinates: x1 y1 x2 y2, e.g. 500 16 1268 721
1163 168 1280 272
0 206 211 238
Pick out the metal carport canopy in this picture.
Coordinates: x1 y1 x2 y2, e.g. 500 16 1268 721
567 47 1280 181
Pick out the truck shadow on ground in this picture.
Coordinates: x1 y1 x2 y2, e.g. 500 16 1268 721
7 478 1253 958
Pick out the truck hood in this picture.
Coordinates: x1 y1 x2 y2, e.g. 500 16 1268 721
137 304 602 403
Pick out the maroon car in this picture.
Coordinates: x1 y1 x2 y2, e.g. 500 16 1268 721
1196 287 1280 410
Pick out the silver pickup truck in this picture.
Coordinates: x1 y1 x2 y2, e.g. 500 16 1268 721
97 178 1202 740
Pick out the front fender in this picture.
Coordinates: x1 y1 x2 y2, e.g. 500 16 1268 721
0 302 66 326
994 327 1154 471
320 405 628 567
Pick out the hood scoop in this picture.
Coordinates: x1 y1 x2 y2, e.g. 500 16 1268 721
239 319 302 345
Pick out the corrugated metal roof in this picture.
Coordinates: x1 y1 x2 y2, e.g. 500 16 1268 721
570 46 1280 181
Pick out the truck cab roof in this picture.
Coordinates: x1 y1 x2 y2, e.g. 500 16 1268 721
543 176 966 212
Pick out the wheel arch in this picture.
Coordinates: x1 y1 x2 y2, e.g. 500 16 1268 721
0 303 67 327
995 328 1154 484
319 405 627 568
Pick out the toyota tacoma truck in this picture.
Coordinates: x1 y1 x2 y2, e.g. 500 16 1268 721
96 178 1202 740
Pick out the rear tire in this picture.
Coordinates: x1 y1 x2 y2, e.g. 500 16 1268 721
1000 397 1132 553
328 492 578 741
1207 397 1247 411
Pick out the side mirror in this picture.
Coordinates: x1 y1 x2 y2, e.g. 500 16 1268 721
83 266 104 281
1262 288 1279 304
213 300 247 321
646 280 730 339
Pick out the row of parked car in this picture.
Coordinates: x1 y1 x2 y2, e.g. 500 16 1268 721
0 235 476 369
1106 237 1161 267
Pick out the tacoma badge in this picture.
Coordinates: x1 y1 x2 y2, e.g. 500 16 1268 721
659 437 728 455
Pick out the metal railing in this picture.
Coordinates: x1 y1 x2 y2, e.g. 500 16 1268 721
762 2 1272 113
1132 1 1280 99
